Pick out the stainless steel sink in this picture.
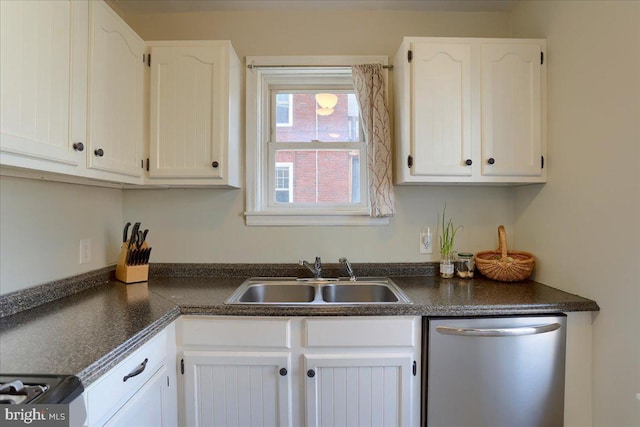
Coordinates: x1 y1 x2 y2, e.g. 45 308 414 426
321 283 401 303
225 277 412 305
237 283 316 303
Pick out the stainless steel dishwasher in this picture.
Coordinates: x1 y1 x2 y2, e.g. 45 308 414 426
424 315 566 427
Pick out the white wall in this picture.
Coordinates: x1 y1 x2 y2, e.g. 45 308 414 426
123 185 514 263
511 1 640 425
0 176 123 294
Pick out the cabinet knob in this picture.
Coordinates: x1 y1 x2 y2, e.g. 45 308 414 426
487 157 495 165
279 368 287 377
307 369 315 378
94 148 104 157
73 142 84 152
211 161 219 168
465 159 472 166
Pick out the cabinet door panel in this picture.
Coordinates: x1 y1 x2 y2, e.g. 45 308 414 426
305 353 413 427
183 351 291 427
87 1 143 178
411 42 472 177
481 43 542 176
0 0 87 166
149 46 225 179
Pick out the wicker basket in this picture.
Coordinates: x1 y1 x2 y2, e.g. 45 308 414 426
475 225 535 282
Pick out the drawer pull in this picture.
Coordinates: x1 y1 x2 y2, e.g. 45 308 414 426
123 358 148 382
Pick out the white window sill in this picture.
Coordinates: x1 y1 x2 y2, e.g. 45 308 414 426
244 211 390 226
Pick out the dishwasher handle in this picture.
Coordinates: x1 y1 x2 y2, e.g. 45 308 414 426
435 322 561 337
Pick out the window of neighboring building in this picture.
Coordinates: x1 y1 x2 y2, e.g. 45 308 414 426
275 162 293 203
245 56 389 226
275 93 292 127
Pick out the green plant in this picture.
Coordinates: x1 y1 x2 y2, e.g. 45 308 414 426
439 205 462 258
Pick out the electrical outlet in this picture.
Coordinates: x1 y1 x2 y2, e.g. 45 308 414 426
79 239 91 264
420 227 433 254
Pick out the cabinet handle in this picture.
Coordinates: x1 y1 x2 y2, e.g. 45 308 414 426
307 369 315 378
94 148 104 157
487 157 495 165
73 142 84 152
465 159 472 166
211 161 219 168
123 358 148 382
279 368 287 376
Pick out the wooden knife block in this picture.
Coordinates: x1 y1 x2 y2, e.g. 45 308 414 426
116 241 150 284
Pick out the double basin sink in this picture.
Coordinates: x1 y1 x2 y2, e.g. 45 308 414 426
225 277 413 305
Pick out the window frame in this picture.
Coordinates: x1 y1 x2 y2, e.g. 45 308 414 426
245 55 390 226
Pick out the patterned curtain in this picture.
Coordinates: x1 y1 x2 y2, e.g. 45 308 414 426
352 64 395 217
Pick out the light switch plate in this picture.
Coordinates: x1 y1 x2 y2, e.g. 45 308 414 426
80 239 91 264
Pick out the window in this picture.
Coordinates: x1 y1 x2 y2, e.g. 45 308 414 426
245 56 389 226
275 162 293 202
275 94 292 127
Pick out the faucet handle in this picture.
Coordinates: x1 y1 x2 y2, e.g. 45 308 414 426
339 257 357 281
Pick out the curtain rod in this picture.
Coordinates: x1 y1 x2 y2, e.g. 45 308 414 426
247 64 393 70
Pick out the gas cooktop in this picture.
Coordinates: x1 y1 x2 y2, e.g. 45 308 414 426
0 375 83 405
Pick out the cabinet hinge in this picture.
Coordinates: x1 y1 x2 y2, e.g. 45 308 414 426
541 51 544 65
407 155 413 168
408 50 413 63
146 158 150 172
412 361 417 376
180 358 184 375
541 155 545 169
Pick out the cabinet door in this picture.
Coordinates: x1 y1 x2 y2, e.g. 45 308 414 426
103 365 175 427
183 351 292 427
87 1 143 178
481 43 543 177
304 353 414 427
410 42 473 177
0 0 87 168
149 46 226 179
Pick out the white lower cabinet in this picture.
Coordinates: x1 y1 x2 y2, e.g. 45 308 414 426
304 353 414 427
182 351 291 427
177 316 421 427
103 364 171 427
85 323 177 427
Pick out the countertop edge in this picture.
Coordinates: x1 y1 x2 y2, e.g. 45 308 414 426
77 307 180 386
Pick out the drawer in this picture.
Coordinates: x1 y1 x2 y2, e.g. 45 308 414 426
86 328 168 426
305 317 417 347
178 316 291 348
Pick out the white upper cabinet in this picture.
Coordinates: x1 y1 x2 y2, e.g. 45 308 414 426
394 37 547 184
147 41 241 187
410 42 473 177
87 1 144 182
481 43 542 177
0 0 88 173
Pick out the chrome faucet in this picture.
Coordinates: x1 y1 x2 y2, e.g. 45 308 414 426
339 257 357 281
299 257 323 279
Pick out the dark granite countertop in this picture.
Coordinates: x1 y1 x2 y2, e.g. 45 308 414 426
0 265 599 387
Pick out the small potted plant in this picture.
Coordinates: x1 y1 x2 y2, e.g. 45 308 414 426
439 206 462 278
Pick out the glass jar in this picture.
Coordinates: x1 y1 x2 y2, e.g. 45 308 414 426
439 253 455 278
456 252 475 279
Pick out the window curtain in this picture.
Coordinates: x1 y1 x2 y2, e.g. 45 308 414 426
351 64 395 217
